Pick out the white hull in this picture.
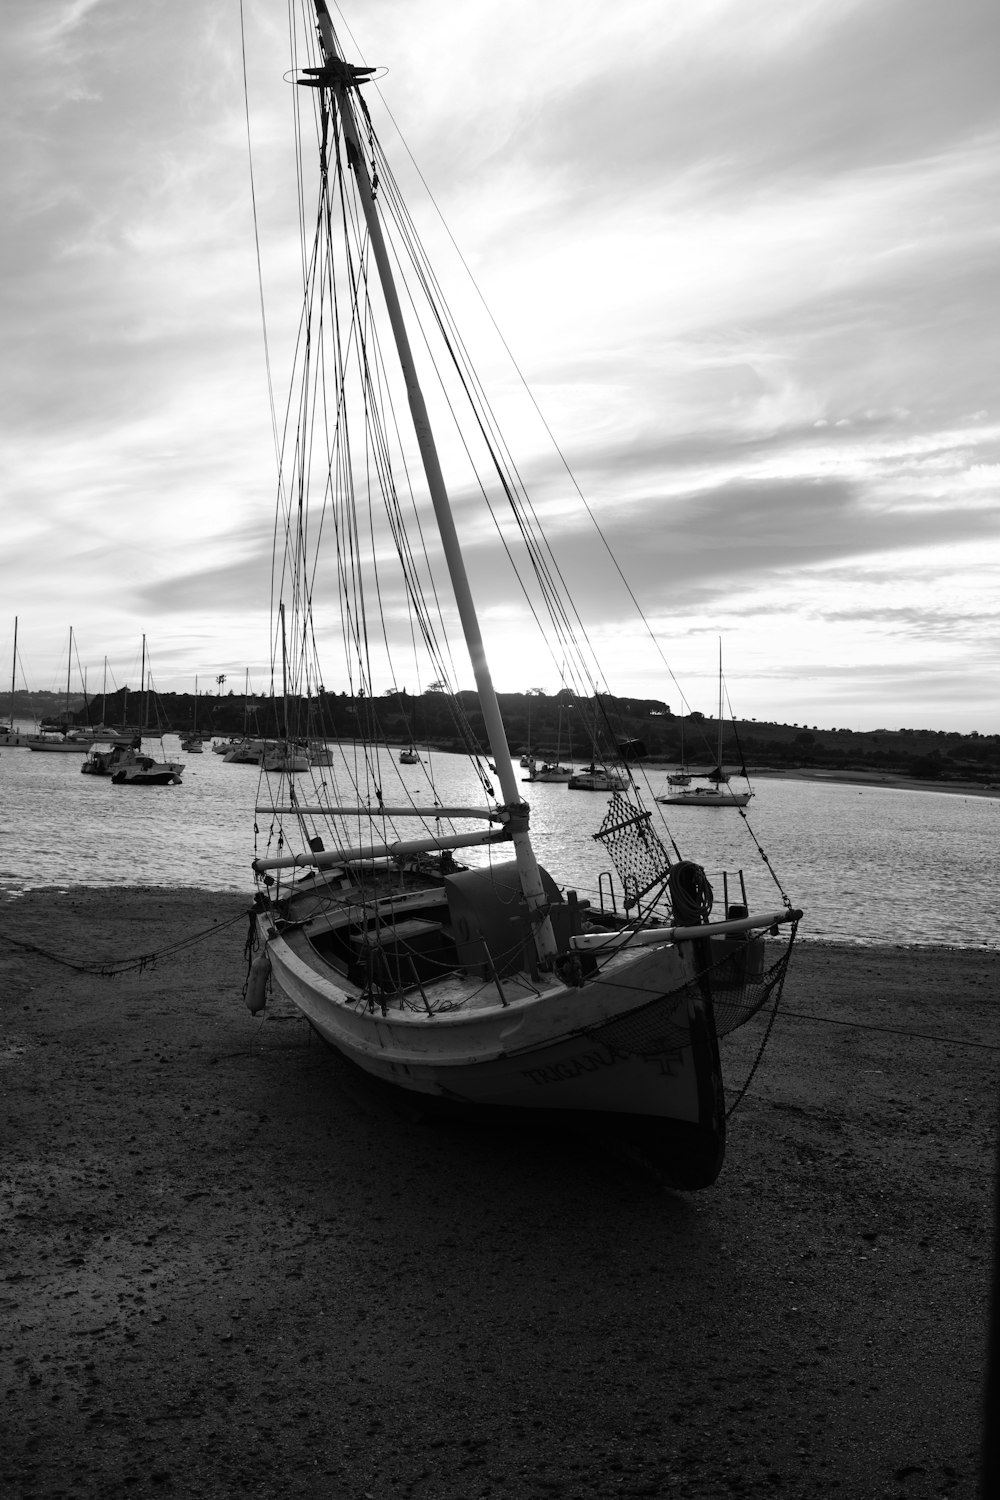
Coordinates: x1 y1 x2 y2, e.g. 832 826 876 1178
568 771 627 791
86 743 184 784
523 766 573 783
225 738 275 764
657 787 753 807
262 750 310 772
243 864 788 1186
27 738 89 753
111 764 183 785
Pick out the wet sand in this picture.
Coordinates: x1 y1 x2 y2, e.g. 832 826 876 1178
2 888 997 1499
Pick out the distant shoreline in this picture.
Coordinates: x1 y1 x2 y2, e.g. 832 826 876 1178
640 759 1000 800
746 765 1000 800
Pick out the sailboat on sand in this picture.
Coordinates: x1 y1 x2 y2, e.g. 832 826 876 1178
244 3 800 1189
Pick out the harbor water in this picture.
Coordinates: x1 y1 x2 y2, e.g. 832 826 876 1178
1 734 997 948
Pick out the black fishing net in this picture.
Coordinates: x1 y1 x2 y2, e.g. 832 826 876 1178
593 793 672 910
586 933 796 1058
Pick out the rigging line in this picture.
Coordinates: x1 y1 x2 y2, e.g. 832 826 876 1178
778 1007 1000 1052
385 277 599 713
330 90 605 726
325 164 496 785
372 144 607 703
358 81 697 708
241 0 291 566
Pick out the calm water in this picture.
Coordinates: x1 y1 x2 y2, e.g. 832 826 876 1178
2 733 997 948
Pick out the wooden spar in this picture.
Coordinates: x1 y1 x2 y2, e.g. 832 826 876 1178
254 804 505 820
252 824 511 873
308 2 558 966
569 907 802 953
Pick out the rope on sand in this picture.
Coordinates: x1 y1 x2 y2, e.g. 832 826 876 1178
0 908 248 979
778 1007 1000 1052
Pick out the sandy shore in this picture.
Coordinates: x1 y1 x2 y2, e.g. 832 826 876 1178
2 888 996 1499
750 767 1000 800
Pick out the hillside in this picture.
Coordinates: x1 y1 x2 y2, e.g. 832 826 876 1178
9 686 998 787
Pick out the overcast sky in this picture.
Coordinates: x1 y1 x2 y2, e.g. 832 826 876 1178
3 0 998 730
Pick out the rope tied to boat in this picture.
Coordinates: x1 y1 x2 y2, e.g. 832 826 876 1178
0 906 248 981
667 860 713 927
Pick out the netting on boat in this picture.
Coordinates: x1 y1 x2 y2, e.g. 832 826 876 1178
586 931 796 1057
593 794 672 910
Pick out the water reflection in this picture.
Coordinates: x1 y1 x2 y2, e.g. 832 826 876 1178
2 740 997 947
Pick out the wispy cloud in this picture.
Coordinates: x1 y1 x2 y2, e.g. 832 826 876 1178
1 0 997 729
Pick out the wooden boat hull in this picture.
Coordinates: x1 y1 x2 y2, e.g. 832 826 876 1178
256 909 726 1187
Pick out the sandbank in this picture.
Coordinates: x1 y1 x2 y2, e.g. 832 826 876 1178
2 887 995 1497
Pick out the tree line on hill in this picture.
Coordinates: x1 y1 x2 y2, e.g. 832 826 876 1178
6 686 998 784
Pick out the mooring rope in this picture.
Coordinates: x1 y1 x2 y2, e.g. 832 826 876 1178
0 907 248 980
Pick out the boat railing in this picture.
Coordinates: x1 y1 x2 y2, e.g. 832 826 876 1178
596 870 619 917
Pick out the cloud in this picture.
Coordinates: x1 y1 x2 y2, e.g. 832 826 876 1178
1 0 998 732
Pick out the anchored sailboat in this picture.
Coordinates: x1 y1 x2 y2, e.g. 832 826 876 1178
244 3 800 1188
1 617 31 748
657 646 754 808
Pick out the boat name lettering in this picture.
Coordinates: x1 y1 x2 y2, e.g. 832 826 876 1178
522 1047 622 1086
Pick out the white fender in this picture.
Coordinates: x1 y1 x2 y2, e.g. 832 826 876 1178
245 950 271 1014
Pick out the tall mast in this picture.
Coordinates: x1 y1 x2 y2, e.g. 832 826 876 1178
718 639 723 774
279 604 289 741
9 616 16 731
65 627 73 726
307 3 557 964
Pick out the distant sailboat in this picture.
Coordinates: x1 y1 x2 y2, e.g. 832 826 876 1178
107 637 184 786
1 617 31 747
28 629 91 752
657 646 753 808
181 677 204 752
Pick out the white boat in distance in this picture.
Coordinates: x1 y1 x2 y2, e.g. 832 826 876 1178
82 740 184 785
245 2 800 1189
658 784 752 808
262 744 310 773
522 757 573 783
657 647 754 809
2 617 34 745
27 731 89 753
567 765 628 792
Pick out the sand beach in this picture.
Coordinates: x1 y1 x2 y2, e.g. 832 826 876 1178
2 887 997 1498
